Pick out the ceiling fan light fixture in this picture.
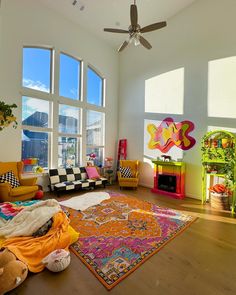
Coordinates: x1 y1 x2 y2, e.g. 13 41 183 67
103 0 167 52
133 33 141 46
134 38 140 46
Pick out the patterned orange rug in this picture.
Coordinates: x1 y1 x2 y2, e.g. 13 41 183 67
65 192 196 290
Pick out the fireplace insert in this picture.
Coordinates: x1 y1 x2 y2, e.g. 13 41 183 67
158 174 177 193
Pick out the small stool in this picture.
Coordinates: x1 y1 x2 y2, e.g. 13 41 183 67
105 169 113 185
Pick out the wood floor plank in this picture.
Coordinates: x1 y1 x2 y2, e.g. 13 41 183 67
8 185 236 295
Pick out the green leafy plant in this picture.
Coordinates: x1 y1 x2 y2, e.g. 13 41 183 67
202 131 236 195
0 101 18 131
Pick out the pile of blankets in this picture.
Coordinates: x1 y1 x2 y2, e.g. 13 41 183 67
0 199 72 272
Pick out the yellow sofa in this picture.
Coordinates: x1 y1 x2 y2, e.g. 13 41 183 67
0 161 38 202
117 160 139 189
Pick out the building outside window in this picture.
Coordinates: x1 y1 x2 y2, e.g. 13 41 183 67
21 96 51 171
86 110 105 167
58 104 81 168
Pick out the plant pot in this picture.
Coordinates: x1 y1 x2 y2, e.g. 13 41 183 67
0 112 16 128
221 138 230 148
210 192 230 210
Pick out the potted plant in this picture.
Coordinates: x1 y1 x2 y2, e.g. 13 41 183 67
0 101 18 131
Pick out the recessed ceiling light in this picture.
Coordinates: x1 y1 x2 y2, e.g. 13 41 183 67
72 0 85 11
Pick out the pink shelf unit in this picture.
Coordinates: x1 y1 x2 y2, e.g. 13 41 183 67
151 160 185 199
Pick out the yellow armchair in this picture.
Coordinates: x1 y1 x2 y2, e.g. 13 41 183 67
0 161 38 202
117 160 139 189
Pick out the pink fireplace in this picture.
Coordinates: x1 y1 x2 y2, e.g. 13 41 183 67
151 160 185 199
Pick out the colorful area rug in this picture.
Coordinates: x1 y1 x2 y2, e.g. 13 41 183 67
66 193 196 290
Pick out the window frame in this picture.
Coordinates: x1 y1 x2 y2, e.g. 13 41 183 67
21 45 106 171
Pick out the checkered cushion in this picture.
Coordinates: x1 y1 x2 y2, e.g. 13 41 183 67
49 168 82 185
49 167 107 192
120 166 133 178
0 170 20 188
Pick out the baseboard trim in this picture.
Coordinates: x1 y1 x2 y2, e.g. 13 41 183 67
139 183 201 200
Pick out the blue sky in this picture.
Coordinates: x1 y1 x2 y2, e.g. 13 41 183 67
22 47 103 107
23 48 51 92
59 53 80 100
87 67 103 106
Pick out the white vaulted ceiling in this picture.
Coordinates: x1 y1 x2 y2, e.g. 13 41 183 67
39 0 196 48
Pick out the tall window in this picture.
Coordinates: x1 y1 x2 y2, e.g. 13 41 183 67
59 53 81 100
87 67 104 106
21 46 106 171
21 96 51 171
22 47 52 93
86 110 105 166
58 104 81 168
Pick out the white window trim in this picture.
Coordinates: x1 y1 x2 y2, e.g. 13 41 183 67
21 46 106 169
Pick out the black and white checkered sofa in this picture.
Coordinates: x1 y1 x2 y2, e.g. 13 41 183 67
49 167 107 193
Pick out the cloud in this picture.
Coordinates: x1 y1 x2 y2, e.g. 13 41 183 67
22 97 49 120
23 78 50 92
70 88 78 98
60 105 79 119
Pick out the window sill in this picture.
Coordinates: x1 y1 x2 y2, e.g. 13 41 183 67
22 171 48 178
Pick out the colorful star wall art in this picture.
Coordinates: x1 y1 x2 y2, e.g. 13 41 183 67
147 117 196 153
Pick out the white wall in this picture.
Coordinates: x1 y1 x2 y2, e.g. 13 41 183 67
119 0 236 199
0 0 119 167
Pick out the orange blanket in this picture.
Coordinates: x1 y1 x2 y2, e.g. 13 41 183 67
2 211 71 273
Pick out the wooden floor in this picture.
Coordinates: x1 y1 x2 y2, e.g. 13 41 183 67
10 185 236 295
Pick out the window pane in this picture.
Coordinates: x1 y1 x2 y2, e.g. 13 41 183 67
22 130 48 172
22 48 51 93
87 67 103 106
86 110 104 146
22 96 50 127
59 53 81 100
59 104 80 134
58 137 79 168
86 147 104 167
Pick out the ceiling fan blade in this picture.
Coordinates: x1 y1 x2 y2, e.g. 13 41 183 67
118 40 129 52
139 36 152 50
140 21 167 33
130 4 138 28
104 28 129 33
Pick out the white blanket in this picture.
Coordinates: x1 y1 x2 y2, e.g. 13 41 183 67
59 192 110 211
0 199 61 238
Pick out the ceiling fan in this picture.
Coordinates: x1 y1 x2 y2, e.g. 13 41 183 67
104 0 167 52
